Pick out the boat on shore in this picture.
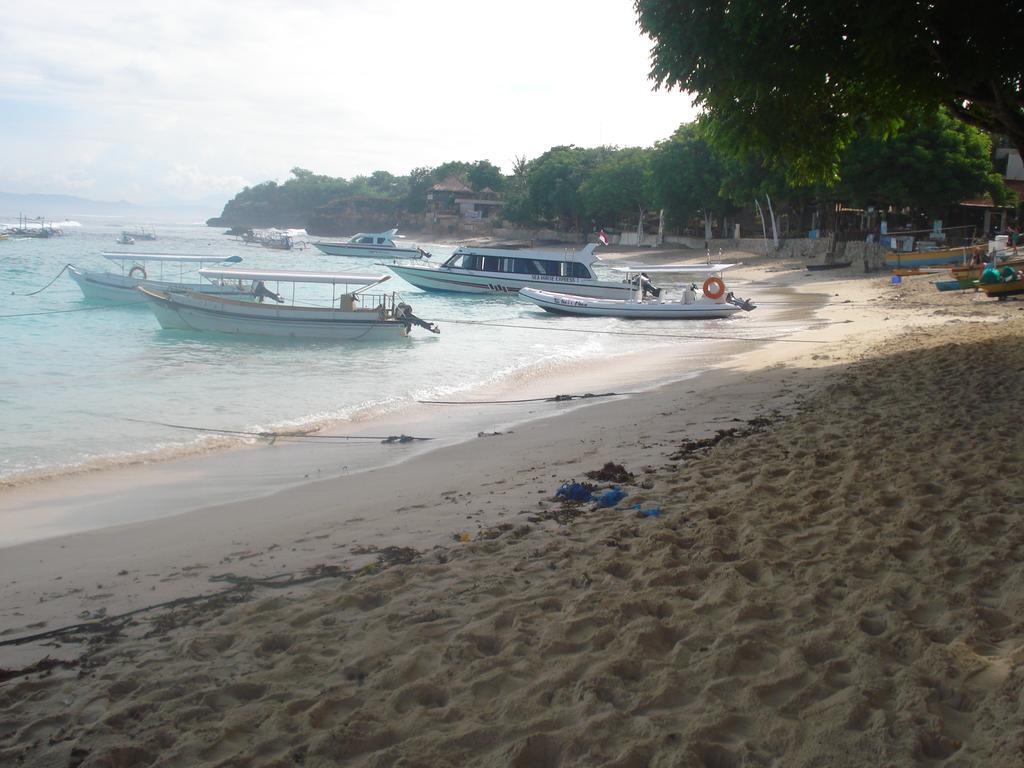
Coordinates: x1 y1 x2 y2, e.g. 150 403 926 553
385 242 641 298
519 263 755 319
140 268 441 341
314 229 425 260
68 253 247 302
884 245 974 269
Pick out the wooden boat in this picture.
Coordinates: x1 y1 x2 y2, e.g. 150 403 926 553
314 229 424 260
977 278 1024 300
806 260 852 272
139 268 440 341
934 280 969 292
68 253 247 302
950 257 1024 289
519 263 754 319
884 245 972 269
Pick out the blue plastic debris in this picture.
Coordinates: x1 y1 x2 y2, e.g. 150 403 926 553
556 482 593 502
595 485 627 508
629 501 661 517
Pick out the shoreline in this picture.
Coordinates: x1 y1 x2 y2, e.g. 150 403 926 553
0 248 809 547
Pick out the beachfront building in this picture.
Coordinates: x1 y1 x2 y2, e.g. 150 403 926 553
426 175 504 233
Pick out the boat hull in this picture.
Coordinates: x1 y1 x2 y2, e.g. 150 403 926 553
519 287 742 319
68 266 247 303
314 242 422 259
139 288 413 341
386 264 635 299
978 280 1024 299
884 247 970 269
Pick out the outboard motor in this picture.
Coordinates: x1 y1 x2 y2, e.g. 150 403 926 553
632 272 662 299
725 292 756 311
395 302 441 333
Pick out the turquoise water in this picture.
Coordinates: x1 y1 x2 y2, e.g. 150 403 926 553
0 220 767 485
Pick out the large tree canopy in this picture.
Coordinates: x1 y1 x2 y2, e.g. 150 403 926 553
636 0 1024 182
836 109 1009 214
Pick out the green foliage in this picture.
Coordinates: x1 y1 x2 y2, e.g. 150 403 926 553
836 109 1010 213
649 123 728 227
636 0 1024 181
578 147 653 226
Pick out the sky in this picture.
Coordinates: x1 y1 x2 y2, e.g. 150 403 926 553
0 0 698 207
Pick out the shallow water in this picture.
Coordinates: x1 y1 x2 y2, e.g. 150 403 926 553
0 220 772 486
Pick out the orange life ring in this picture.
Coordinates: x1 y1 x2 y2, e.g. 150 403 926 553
128 265 147 279
703 276 725 299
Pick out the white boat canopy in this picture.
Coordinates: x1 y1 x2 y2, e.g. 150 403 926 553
610 262 741 274
198 267 391 286
102 252 242 264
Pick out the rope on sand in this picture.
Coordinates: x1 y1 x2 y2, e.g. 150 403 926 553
117 416 432 444
420 391 639 405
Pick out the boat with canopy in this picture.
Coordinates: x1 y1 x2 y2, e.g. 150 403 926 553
518 263 755 319
68 252 247 302
139 268 440 341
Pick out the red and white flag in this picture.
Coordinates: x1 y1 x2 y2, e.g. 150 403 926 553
598 229 609 245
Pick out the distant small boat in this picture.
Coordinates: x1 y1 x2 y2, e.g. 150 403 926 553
314 229 424 260
122 226 157 241
116 232 136 245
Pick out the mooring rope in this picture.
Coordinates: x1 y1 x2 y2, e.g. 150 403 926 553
10 263 73 296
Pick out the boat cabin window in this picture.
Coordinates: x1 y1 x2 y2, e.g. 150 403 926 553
355 236 373 243
442 253 592 277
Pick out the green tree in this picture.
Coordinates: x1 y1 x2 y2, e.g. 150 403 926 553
527 145 616 229
467 160 506 192
635 0 1024 181
649 123 729 236
836 108 1010 214
579 147 653 229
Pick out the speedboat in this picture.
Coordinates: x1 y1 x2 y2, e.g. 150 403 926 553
384 242 640 298
314 229 424 259
519 263 755 319
116 233 136 245
139 268 440 341
68 252 248 302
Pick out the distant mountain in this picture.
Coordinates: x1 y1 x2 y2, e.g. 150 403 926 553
0 191 218 221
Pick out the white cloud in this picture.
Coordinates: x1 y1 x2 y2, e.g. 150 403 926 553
0 0 698 204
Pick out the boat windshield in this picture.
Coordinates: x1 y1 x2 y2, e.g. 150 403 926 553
441 252 592 278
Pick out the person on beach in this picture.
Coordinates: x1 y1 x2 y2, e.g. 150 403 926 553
252 280 284 303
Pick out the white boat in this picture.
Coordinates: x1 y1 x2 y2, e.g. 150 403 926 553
68 253 248 302
123 226 157 241
313 229 425 260
116 232 136 245
139 268 441 342
518 263 755 319
384 242 638 298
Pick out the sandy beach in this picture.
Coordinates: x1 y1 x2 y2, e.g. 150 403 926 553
2 253 1023 766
